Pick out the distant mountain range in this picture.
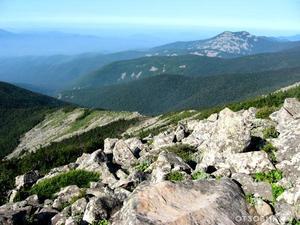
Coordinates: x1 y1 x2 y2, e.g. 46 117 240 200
1 31 300 94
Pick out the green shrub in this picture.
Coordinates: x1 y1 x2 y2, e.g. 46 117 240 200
261 142 278 163
93 219 109 225
191 170 210 180
263 126 280 139
256 106 278 119
288 219 300 225
245 193 256 206
138 125 166 140
30 170 99 200
134 161 150 172
271 184 285 202
253 170 283 183
165 144 196 163
166 171 184 182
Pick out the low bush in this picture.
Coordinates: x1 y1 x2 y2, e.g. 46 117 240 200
260 143 278 164
30 170 99 200
93 219 109 225
191 170 210 180
253 170 285 204
256 106 278 119
134 161 150 172
263 126 280 139
253 170 283 183
245 193 256 206
288 219 300 225
271 184 285 202
165 144 197 163
166 171 184 182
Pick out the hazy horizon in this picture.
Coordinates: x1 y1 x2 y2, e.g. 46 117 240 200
1 0 300 40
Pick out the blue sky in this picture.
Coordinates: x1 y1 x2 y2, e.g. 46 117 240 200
0 0 299 35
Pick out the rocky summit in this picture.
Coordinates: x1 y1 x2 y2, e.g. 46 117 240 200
1 98 300 225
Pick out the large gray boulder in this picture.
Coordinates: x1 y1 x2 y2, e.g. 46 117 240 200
82 195 121 225
112 138 144 169
112 178 253 225
76 150 116 185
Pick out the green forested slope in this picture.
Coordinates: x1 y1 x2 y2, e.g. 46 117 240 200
62 67 300 115
75 47 300 88
0 82 66 159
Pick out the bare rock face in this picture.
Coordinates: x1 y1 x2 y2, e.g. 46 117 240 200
112 178 253 225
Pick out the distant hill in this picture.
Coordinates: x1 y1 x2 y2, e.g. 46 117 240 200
152 31 300 58
278 34 300 42
0 29 166 57
61 67 300 115
0 51 145 93
74 47 300 88
0 82 66 159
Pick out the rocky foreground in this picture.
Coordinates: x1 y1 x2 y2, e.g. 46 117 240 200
1 98 300 225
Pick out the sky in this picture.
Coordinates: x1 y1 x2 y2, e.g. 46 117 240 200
0 0 299 36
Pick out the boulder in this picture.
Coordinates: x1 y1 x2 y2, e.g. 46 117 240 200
52 185 81 210
149 151 191 183
104 138 118 154
185 108 254 170
112 178 253 225
76 150 116 185
112 138 144 169
15 171 39 190
274 202 296 224
232 173 273 201
152 131 175 149
71 198 87 217
174 124 187 142
65 217 79 225
83 196 115 224
8 190 18 203
34 207 59 225
229 152 275 174
51 213 67 225
254 198 273 218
